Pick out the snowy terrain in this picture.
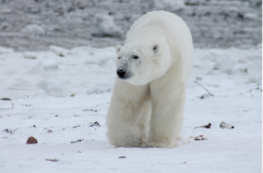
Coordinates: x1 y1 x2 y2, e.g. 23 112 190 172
0 0 261 50
0 0 261 172
0 45 261 172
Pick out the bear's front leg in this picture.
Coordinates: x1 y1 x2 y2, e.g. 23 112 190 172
107 80 151 147
145 78 186 148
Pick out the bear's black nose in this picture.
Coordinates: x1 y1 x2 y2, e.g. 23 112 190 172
117 69 126 78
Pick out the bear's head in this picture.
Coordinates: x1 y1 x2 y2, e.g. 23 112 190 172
115 41 171 85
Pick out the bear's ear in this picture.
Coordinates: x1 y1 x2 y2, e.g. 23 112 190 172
152 44 159 53
116 45 122 53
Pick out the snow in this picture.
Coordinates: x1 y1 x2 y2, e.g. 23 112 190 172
49 45 69 57
0 46 14 54
154 0 185 10
0 46 261 173
90 14 123 38
20 24 45 36
0 0 261 50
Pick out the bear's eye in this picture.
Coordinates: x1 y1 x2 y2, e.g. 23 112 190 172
133 56 139 59
118 57 121 59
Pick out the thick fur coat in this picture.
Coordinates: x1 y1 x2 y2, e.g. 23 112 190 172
107 11 193 148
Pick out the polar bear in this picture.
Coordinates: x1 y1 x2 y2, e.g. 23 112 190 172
106 11 193 148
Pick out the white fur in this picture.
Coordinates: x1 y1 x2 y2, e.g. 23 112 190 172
106 11 193 148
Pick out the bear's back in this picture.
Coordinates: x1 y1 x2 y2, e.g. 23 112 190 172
126 11 191 43
126 11 193 82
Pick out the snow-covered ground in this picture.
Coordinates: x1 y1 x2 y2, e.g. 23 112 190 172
0 46 261 172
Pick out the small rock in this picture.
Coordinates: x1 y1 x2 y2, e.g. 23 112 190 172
190 135 207 141
26 136 38 144
46 159 58 162
83 109 97 112
220 122 234 129
3 128 16 134
118 156 126 159
73 124 80 128
194 123 212 129
0 98 12 101
71 139 84 143
196 76 202 81
199 94 210 99
89 121 100 127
